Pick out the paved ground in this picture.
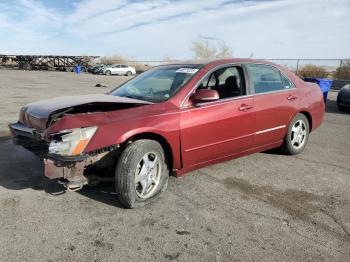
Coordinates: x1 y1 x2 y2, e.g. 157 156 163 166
0 70 349 261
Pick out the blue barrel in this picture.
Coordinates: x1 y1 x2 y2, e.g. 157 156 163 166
74 65 81 74
304 78 333 103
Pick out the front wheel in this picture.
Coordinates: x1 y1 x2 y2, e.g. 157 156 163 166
126 71 132 76
115 140 169 208
105 70 111 76
281 113 309 155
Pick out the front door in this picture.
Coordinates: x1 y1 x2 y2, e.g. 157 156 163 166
180 65 255 168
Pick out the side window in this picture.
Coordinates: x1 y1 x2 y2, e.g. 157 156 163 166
281 74 293 89
207 74 217 89
198 66 246 99
246 64 291 94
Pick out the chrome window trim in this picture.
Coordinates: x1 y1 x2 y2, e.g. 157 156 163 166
180 62 296 110
181 87 294 110
250 85 295 97
183 95 253 110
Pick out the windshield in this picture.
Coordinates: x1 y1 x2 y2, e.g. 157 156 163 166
111 65 201 102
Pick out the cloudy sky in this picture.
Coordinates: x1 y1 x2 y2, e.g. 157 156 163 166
0 0 349 60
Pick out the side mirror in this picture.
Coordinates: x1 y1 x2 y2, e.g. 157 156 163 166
192 89 219 106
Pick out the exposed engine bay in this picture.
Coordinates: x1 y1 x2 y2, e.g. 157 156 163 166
10 94 151 191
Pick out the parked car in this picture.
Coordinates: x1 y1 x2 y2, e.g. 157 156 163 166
94 64 110 74
9 59 325 208
103 64 136 76
88 64 105 74
337 84 350 111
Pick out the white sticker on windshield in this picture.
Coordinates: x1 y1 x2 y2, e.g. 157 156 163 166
176 68 199 74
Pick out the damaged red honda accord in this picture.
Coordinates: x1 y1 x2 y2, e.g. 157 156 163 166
9 59 325 208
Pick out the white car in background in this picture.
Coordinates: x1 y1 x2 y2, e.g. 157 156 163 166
103 64 136 76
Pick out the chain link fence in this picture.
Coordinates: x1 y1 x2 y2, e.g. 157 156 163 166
2 56 349 88
265 59 343 73
120 58 350 89
122 58 348 73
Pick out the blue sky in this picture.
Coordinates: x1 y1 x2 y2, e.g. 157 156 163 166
0 0 349 60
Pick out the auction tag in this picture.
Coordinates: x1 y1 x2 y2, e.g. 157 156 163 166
176 68 199 74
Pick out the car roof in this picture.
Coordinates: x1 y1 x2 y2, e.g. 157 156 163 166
166 58 278 67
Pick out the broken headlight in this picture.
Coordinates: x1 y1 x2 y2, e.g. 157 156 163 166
48 126 97 156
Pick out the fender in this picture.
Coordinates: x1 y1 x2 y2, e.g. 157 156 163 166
114 127 182 170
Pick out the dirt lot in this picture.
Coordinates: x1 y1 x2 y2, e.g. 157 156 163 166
0 70 349 262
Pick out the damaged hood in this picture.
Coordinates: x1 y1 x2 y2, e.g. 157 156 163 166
20 94 152 131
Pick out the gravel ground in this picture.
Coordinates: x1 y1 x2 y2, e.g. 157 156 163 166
0 69 130 131
0 70 349 262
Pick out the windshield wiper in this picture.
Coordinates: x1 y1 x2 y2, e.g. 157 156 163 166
124 95 140 100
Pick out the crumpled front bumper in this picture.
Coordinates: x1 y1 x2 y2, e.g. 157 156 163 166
9 122 91 181
9 122 49 159
9 122 116 191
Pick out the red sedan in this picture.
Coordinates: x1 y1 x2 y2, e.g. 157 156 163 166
9 59 325 208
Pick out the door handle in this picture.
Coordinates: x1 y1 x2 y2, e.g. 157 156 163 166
239 104 254 111
287 95 298 101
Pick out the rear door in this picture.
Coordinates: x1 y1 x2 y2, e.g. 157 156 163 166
112 65 122 75
180 65 255 168
120 65 128 74
245 64 300 147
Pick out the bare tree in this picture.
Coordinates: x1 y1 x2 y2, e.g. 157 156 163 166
162 56 176 64
191 39 232 59
100 54 127 65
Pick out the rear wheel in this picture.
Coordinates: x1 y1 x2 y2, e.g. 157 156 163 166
281 113 309 155
105 70 111 76
115 140 169 208
338 105 347 112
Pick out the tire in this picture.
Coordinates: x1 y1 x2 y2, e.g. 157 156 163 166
105 70 111 76
115 140 169 208
281 113 310 155
126 71 132 76
338 105 347 112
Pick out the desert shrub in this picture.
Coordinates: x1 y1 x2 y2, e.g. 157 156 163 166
297 64 328 78
333 61 350 80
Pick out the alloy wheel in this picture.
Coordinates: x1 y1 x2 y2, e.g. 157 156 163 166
134 152 161 199
290 119 307 149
